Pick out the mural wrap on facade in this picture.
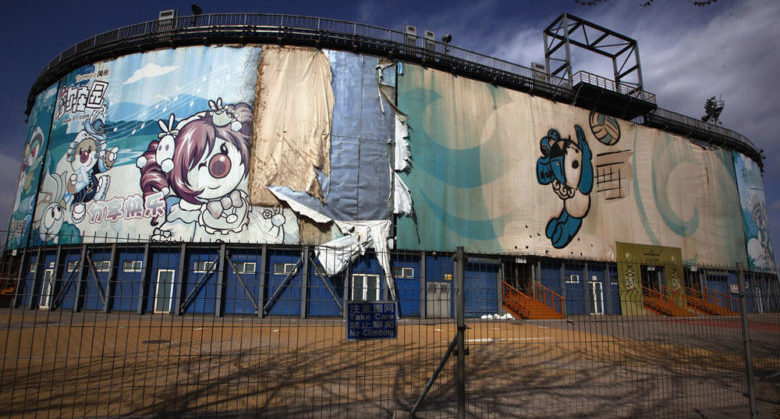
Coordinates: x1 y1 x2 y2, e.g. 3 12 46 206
31 46 299 245
7 84 58 249
395 64 750 267
734 153 776 272
9 48 772 276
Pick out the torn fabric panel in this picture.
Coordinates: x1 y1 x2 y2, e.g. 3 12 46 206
394 137 411 172
314 234 363 276
268 187 332 224
393 174 413 216
249 46 334 206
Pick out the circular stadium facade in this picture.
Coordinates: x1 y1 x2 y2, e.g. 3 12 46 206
5 12 777 318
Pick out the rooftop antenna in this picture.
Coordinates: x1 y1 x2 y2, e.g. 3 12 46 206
191 4 203 15
701 95 724 124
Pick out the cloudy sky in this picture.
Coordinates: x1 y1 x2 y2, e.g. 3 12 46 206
0 0 778 269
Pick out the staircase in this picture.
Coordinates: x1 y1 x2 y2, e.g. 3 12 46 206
502 281 564 319
685 286 738 316
642 286 693 317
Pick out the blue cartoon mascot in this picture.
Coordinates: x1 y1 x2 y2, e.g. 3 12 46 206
536 125 593 248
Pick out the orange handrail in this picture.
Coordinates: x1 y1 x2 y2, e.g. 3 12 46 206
701 286 740 313
502 281 530 318
0 272 18 295
534 282 565 315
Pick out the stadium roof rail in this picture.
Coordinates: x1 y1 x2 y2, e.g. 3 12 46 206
25 12 762 167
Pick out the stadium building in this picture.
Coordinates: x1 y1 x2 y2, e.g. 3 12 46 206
4 11 777 319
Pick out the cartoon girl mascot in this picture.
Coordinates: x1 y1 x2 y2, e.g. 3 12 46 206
536 125 593 249
66 113 119 223
137 99 254 240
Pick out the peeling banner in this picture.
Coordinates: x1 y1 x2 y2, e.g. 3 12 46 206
249 46 334 206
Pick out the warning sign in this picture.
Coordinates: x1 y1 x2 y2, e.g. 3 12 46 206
346 301 397 340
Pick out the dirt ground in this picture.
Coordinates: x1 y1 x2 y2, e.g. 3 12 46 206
1 309 778 418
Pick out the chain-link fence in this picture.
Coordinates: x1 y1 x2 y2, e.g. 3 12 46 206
1 242 778 417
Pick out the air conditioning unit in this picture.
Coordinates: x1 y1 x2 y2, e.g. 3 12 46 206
424 30 436 52
404 25 417 47
157 9 177 33
158 9 177 20
531 62 548 82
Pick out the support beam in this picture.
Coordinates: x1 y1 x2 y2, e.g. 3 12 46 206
73 245 87 312
215 244 225 317
26 248 43 309
420 251 426 319
496 260 504 315
173 243 186 315
342 265 349 321
49 246 62 310
560 262 567 316
258 245 266 318
104 244 117 313
85 251 107 303
137 243 150 315
12 249 28 308
584 262 590 313
300 246 310 319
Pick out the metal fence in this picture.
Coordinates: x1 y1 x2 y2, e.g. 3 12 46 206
1 241 778 417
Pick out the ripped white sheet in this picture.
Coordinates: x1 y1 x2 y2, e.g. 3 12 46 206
394 116 411 172
315 219 396 301
393 174 412 216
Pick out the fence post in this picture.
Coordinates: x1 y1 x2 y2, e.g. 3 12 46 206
455 246 465 419
737 263 757 418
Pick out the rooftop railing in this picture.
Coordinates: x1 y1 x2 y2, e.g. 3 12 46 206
29 12 571 107
572 70 656 104
27 12 761 166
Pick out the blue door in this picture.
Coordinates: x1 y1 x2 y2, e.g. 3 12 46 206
564 264 586 315
426 255 454 318
464 261 498 317
540 262 562 295
265 250 303 316
224 250 262 315
607 265 622 315
57 250 82 310
308 260 343 317
21 253 40 308
181 249 219 315
82 250 111 311
392 254 420 318
113 248 145 312
586 264 606 315
146 249 179 314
